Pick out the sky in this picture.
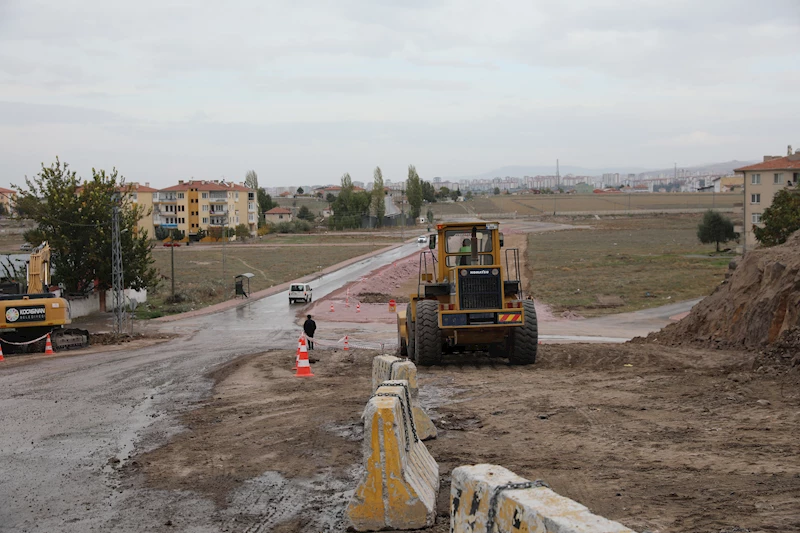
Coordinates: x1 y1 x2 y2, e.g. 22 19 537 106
1 0 799 189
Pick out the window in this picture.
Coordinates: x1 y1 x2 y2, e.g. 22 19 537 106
177 192 184 199
130 193 138 200
202 192 208 199
202 205 208 211
202 217 209 224
751 193 760 204
752 213 762 224
178 205 185 212
235 192 239 200
774 173 784 184
751 173 761 185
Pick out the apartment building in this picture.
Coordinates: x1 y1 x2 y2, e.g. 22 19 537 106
153 180 256 238
735 146 800 251
0 187 16 214
125 183 158 238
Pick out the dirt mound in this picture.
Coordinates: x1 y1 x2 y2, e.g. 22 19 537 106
639 230 800 352
356 292 410 304
756 326 800 373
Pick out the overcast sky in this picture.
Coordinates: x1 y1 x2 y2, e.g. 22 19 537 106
1 0 799 188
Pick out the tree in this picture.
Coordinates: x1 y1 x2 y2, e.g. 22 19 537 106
493 187 501 195
465 191 474 200
256 187 275 227
245 170 258 190
697 210 736 252
297 205 315 222
235 223 250 239
450 189 461 202
753 189 800 246
328 173 371 229
437 186 450 200
372 166 385 226
326 192 336 203
426 208 434 224
296 187 304 195
17 158 157 293
406 165 423 220
421 180 436 203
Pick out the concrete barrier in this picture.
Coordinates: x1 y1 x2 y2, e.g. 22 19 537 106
451 464 636 533
347 380 439 531
371 355 437 440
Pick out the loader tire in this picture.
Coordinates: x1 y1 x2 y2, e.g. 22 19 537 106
414 300 441 366
509 300 538 365
404 304 415 359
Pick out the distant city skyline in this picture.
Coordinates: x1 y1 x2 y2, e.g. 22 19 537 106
2 1 798 189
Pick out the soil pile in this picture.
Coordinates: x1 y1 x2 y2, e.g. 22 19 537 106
640 230 800 357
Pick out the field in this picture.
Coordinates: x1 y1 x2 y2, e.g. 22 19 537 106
526 214 735 316
140 242 387 317
432 192 741 217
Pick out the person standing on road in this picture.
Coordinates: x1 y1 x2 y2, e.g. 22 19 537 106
303 314 317 349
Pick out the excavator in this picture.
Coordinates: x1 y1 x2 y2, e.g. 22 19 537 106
0 242 89 353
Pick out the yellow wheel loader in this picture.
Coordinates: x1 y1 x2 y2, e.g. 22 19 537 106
397 221 537 366
0 242 89 353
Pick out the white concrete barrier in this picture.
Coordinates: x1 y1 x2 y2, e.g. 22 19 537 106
451 464 636 533
372 354 437 440
347 380 439 531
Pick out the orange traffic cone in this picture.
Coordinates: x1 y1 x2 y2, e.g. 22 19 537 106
294 335 303 370
330 302 334 312
343 335 349 351
356 303 361 313
44 334 55 355
0 343 4 362
295 337 313 377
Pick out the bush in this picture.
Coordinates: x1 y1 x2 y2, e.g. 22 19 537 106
235 223 250 239
257 224 270 236
274 220 312 233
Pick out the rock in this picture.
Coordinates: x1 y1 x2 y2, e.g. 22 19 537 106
756 399 771 406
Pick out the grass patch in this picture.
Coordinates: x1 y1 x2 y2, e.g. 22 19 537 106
144 243 386 317
526 215 735 316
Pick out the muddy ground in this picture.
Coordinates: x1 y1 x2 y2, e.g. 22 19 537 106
131 344 800 533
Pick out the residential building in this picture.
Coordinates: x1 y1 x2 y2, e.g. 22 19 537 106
265 207 293 224
0 187 16 214
735 146 800 251
125 182 158 238
153 180 256 239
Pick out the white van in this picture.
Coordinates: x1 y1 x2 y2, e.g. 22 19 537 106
289 283 313 304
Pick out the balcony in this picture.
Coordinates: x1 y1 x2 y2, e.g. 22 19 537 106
208 193 227 203
154 193 177 203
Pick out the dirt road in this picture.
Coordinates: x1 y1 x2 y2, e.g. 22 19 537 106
137 346 799 533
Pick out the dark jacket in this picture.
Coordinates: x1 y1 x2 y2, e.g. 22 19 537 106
303 318 317 338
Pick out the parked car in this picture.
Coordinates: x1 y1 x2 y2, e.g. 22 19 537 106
289 283 313 304
19 243 32 251
162 242 181 247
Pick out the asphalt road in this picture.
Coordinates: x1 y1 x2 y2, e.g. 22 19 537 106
0 238 699 532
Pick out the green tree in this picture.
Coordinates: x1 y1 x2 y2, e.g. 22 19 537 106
426 208 434 224
326 192 336 203
697 210 737 252
235 223 250 239
436 186 450 200
245 170 258 190
17 158 157 293
372 166 385 227
256 187 275 227
329 173 371 229
451 189 461 202
297 205 316 221
753 189 800 246
296 187 304 195
465 191 474 200
406 165 423 220
421 180 436 203
493 186 501 195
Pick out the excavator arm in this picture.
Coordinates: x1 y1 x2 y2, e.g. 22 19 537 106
27 242 51 294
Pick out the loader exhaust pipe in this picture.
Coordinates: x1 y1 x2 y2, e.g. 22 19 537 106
471 226 478 265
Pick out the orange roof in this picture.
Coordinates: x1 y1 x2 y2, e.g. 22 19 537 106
735 156 800 172
265 207 292 214
160 180 251 192
128 183 158 193
0 187 16 195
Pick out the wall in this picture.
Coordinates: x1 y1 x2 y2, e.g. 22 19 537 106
68 289 148 319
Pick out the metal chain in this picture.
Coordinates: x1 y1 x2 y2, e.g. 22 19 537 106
486 480 549 532
372 392 410 451
380 380 420 443
388 358 402 377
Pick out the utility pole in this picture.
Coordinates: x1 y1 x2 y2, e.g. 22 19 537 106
171 244 175 299
222 205 227 277
111 196 126 335
401 188 405 241
556 159 560 190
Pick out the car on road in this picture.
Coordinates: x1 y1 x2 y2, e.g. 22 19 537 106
19 243 32 251
163 242 181 247
416 235 429 244
289 283 313 304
